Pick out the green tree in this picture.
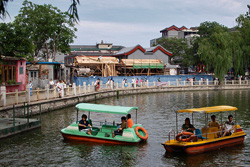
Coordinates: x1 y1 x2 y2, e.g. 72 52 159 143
0 22 34 60
14 0 77 61
234 5 250 75
1 0 80 22
156 37 188 64
198 23 232 80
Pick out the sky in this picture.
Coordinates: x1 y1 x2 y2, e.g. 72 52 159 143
3 0 250 47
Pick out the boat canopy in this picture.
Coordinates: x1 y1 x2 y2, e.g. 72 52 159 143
76 103 138 115
177 105 238 113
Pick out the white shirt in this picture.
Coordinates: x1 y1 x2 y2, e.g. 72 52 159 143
49 80 54 86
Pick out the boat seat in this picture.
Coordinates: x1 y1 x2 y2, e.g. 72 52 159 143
88 119 92 126
195 129 207 140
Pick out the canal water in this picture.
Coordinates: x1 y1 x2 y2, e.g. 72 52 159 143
0 90 250 166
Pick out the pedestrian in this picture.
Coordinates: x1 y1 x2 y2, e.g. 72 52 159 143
49 79 54 89
29 80 33 96
106 79 110 89
56 80 63 98
131 78 135 88
94 78 100 91
136 78 139 87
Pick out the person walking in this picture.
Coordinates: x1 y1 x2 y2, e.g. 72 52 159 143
29 80 33 96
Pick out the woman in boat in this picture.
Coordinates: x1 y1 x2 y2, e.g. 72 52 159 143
78 114 92 135
182 118 195 133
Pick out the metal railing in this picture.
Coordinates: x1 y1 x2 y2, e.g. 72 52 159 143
0 79 249 107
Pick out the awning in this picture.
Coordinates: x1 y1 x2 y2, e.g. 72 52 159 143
133 63 164 69
76 103 138 115
177 105 238 113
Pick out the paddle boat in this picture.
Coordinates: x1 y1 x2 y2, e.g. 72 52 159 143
162 105 246 154
61 103 148 145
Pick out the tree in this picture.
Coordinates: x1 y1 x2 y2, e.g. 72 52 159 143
198 23 232 80
234 5 250 75
14 0 77 61
0 0 80 22
0 22 34 60
156 37 188 64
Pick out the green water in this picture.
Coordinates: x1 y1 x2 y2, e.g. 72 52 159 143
0 90 250 166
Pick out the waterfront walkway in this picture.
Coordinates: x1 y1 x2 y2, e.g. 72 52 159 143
0 79 249 118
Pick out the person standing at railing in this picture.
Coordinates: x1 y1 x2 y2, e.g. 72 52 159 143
94 78 100 91
57 80 63 98
29 80 33 96
49 79 54 89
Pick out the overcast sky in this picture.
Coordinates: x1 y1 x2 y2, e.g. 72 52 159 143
4 0 250 47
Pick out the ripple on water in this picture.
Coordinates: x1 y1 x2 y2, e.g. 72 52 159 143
1 90 250 166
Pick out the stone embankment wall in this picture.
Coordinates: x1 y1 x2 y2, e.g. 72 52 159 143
1 84 249 118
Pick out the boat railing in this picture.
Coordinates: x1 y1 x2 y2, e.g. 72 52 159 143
168 129 176 143
168 128 239 143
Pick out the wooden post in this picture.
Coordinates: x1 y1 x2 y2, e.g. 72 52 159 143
88 84 90 92
15 89 18 104
73 83 77 95
37 87 39 101
1 86 6 106
61 86 64 98
239 77 241 85
83 82 86 94
46 84 49 100
54 87 56 98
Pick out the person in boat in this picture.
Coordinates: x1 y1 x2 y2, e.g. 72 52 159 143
126 114 133 128
208 115 220 128
78 114 92 135
222 115 235 137
112 116 127 138
182 118 195 133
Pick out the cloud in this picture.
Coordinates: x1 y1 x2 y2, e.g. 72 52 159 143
74 20 161 46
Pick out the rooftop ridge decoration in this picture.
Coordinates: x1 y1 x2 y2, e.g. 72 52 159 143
160 25 188 32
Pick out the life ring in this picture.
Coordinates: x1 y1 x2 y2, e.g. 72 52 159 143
135 126 148 140
176 132 194 142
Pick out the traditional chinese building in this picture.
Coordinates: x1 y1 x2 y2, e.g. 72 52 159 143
0 56 26 92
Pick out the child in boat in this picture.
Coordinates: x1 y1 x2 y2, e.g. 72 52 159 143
112 116 127 138
78 114 92 135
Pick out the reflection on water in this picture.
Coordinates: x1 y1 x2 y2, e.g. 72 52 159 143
0 90 250 166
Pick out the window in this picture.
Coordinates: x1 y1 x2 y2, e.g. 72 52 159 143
31 72 33 77
2 61 17 82
19 67 23 74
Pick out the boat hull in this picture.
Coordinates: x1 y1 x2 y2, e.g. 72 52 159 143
163 135 245 155
61 132 140 145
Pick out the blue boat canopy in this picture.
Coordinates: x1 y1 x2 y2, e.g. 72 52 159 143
76 103 138 115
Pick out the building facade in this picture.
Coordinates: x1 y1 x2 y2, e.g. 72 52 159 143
150 25 200 47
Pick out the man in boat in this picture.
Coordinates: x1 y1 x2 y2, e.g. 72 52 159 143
222 115 235 137
112 116 127 138
78 114 92 135
182 118 195 133
126 114 134 128
208 115 221 137
207 115 220 128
